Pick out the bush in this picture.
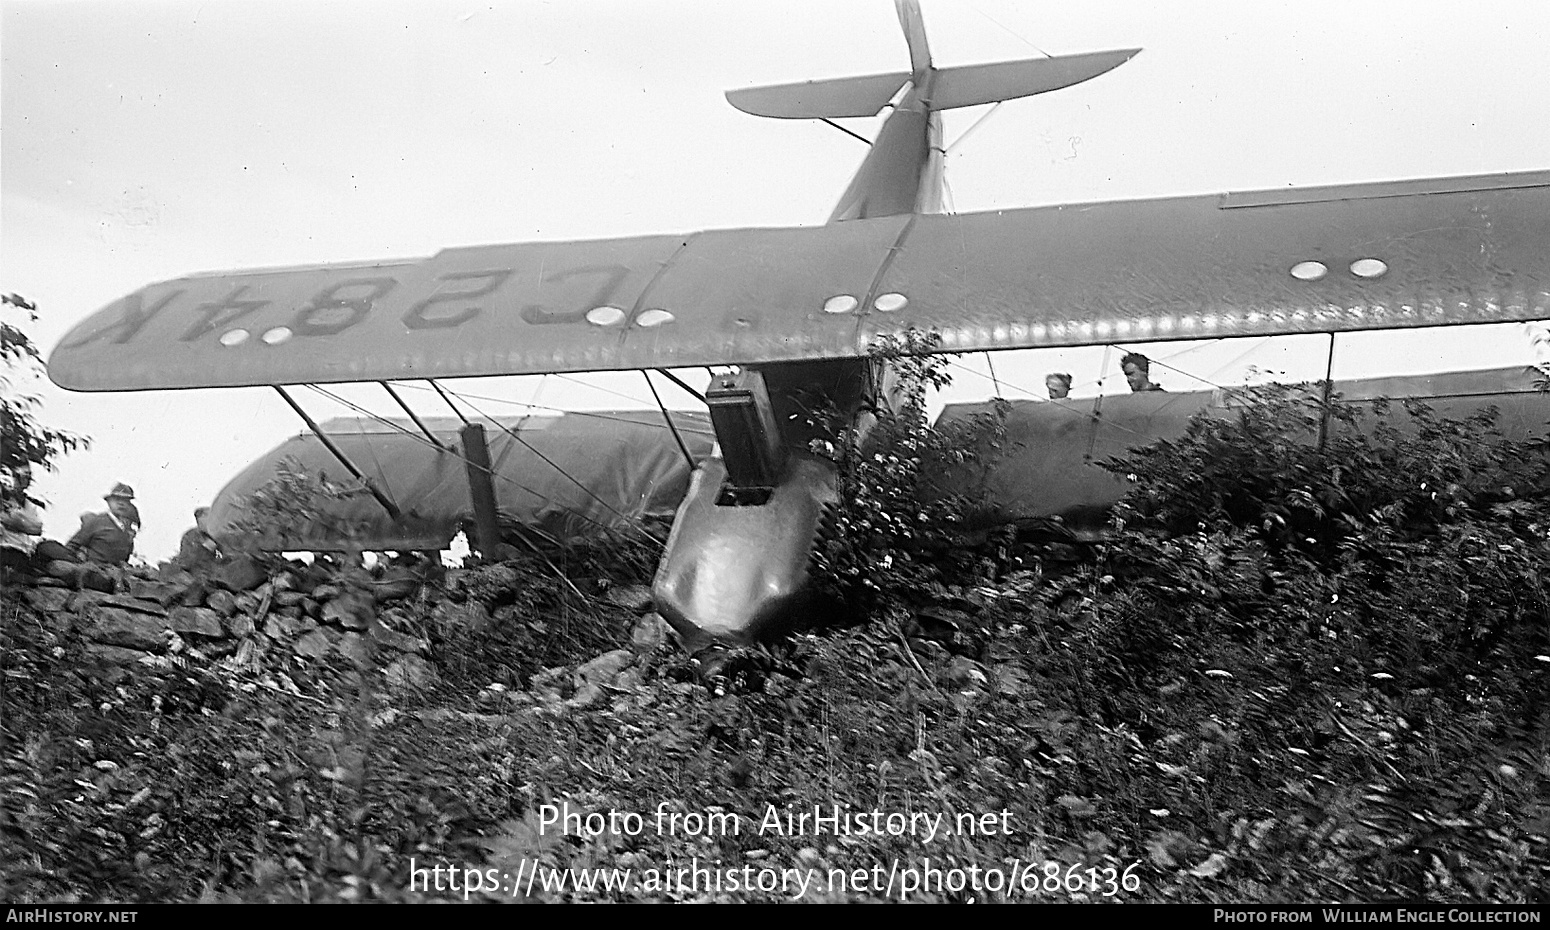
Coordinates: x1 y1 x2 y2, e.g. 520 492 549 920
227 456 372 552
1 294 88 503
809 330 1012 611
1025 384 1550 898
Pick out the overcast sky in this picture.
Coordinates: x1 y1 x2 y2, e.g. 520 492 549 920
4 0 1549 560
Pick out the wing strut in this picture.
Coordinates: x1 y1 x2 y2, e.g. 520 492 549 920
457 422 506 561
428 379 471 426
1317 333 1337 451
381 382 447 451
643 371 696 470
272 386 402 520
654 368 706 403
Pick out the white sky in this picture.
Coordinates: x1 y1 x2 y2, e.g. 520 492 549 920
4 0 1549 560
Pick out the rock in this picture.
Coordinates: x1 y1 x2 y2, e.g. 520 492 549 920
576 649 634 687
942 656 987 690
564 682 606 710
630 613 670 653
168 606 224 638
231 638 257 667
273 590 308 609
155 563 194 583
204 589 238 616
200 640 237 659
67 590 115 612
98 594 168 616
300 597 321 618
85 644 157 665
529 666 570 701
310 583 343 602
127 579 185 606
22 586 72 613
912 606 968 644
334 632 373 669
322 593 373 630
179 580 210 607
369 566 420 603
268 613 303 637
293 630 331 658
604 584 654 613
384 655 440 691
224 614 255 638
42 610 75 635
86 609 168 651
367 620 423 654
215 554 268 592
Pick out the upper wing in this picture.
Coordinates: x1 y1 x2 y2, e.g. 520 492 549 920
48 170 1550 392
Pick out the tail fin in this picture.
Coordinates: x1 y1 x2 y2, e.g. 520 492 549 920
895 0 932 74
726 50 1139 121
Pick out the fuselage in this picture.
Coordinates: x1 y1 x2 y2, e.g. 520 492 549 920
652 70 957 646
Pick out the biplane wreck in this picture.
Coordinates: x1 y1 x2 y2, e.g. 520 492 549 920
48 1 1550 645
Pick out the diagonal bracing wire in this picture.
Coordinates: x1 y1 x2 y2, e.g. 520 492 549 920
1111 336 1277 394
388 380 715 437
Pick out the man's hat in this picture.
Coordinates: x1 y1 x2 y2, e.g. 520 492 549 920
105 482 135 500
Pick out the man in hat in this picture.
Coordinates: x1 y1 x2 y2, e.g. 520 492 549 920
65 482 140 565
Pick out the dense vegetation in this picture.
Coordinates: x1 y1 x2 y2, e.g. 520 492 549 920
2 356 1547 902
1 294 87 507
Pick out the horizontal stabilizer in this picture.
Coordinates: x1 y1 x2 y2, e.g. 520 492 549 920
725 48 1139 120
931 48 1141 110
47 170 1550 392
726 70 911 119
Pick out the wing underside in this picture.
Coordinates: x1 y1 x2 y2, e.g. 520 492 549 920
48 170 1550 392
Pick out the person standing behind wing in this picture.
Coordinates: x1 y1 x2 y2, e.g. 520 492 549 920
1121 353 1165 393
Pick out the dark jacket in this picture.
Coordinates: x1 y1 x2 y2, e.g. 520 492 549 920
68 512 135 565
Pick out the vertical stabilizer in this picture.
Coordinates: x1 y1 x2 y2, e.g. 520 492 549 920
726 2 1138 220
895 0 932 75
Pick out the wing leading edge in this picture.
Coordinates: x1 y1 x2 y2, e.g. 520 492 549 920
48 170 1550 392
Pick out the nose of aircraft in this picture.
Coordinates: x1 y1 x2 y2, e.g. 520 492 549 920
653 453 838 648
